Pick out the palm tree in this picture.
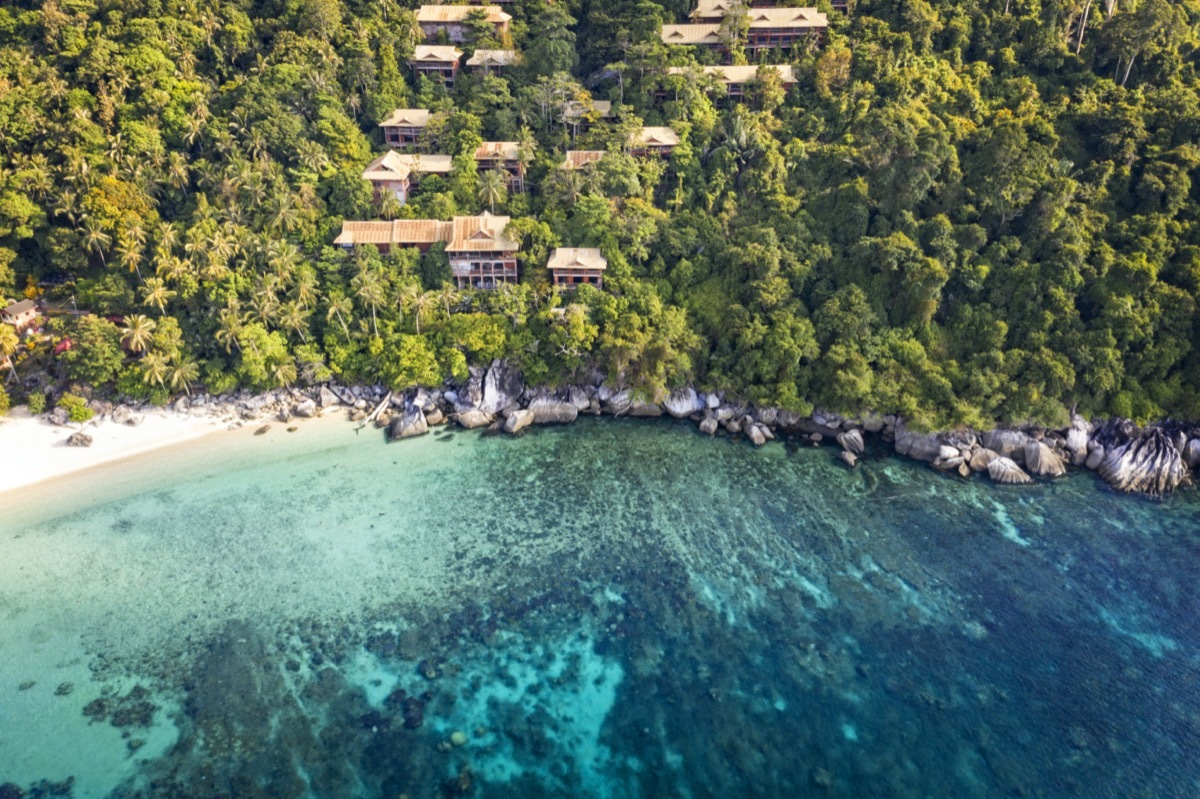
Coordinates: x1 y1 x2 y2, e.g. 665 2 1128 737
0 323 19 381
325 294 353 338
142 277 176 314
437 284 460 316
116 239 144 280
412 291 438 335
167 151 190 195
477 169 507 213
279 301 310 343
268 192 300 234
81 221 112 266
141 351 169 389
215 305 244 353
121 314 157 354
169 358 200 396
352 267 386 336
271 359 297 388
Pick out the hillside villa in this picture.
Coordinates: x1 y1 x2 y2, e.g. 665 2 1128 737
547 248 607 290
417 5 512 43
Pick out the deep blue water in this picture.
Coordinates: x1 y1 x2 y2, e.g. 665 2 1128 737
1 417 1198 798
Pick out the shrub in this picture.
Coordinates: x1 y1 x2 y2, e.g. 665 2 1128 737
58 392 94 423
0 385 9 416
27 391 46 414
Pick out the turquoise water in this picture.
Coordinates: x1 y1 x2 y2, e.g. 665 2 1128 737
1 417 1199 798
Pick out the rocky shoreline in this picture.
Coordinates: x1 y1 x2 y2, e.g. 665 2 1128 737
56 359 1200 498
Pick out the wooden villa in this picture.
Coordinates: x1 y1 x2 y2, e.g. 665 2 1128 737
362 152 454 204
474 141 527 191
446 212 519 290
334 213 519 290
410 45 464 87
629 127 680 157
666 64 797 100
660 24 724 50
380 109 433 148
466 49 517 74
417 5 512 43
547 248 607 290
1 299 41 332
561 150 606 170
744 8 828 51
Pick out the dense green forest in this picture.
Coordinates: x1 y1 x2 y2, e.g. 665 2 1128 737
1 0 1199 428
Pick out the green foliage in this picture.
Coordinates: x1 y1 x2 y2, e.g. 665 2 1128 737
26 391 46 415
57 392 94 423
0 384 8 415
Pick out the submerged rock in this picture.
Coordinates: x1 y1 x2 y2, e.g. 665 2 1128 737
988 457 1032 485
387 407 429 441
839 450 858 468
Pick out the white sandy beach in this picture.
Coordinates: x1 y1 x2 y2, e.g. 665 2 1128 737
0 406 229 494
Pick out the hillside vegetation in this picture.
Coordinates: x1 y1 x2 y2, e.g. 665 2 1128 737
1 0 1199 428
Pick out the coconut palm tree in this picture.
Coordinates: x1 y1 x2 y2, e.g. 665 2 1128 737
215 305 244 353
279 301 311 343
477 169 507 213
81 220 112 266
121 314 157 354
352 267 386 336
169 358 200 396
141 351 169 389
0 323 19 381
141 277 176 314
325 294 353 338
167 151 190 195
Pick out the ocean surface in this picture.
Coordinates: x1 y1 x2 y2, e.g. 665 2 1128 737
1 416 1198 799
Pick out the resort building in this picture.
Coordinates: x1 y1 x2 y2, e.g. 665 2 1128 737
362 152 454 204
379 109 433 148
629 127 680 157
446 212 519 290
416 5 512 43
744 8 828 51
334 212 519 290
561 150 606 170
410 45 464 87
666 64 797 99
660 24 724 50
466 49 517 74
474 141 527 191
547 248 607 290
1 299 41 332
564 100 613 123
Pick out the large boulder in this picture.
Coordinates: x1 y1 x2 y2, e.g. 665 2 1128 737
479 360 524 414
1097 426 1186 495
111 405 132 425
980 429 1033 462
1024 441 1067 478
837 429 864 456
1185 438 1200 470
988 457 1032 485
503 409 535 435
1065 415 1091 460
454 409 495 429
600 389 632 415
48 407 70 426
893 422 943 463
699 417 718 436
319 386 341 408
567 386 591 412
528 396 579 425
1085 445 1105 471
747 424 767 447
386 407 429 441
66 431 93 447
969 448 999 472
293 398 317 418
629 401 663 417
664 387 704 419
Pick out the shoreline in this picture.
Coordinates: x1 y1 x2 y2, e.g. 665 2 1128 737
4 364 1200 501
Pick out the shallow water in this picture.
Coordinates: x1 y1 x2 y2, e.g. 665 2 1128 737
1 417 1199 798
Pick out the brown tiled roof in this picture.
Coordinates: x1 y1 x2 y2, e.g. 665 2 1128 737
411 45 464 64
362 152 454 182
380 109 433 128
690 0 742 20
334 220 451 247
466 49 517 67
547 248 607 272
667 64 798 84
661 24 723 45
747 8 828 29
417 5 512 24
561 151 606 170
446 212 518 253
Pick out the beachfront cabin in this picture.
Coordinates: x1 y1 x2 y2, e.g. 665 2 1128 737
417 5 512 43
362 152 454 205
446 212 519 290
410 45 464 87
474 142 527 191
660 24 725 51
561 150 606 170
1 299 41 332
466 49 517 74
745 8 828 52
547 248 607 290
666 64 797 101
629 127 680 157
334 220 452 255
379 109 433 148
